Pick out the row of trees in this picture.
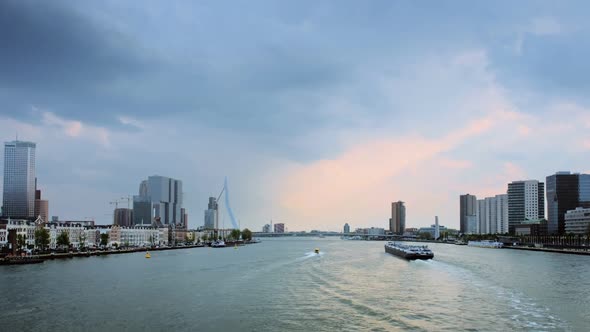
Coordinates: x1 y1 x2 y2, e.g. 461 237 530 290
199 228 253 242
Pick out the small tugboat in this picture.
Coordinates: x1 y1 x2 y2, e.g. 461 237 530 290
384 242 434 260
145 251 151 259
314 248 320 254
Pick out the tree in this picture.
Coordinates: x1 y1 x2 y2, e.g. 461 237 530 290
35 228 50 251
241 228 253 241
17 234 26 251
201 234 208 242
57 232 70 249
418 232 433 240
79 233 87 250
230 229 241 241
100 233 109 247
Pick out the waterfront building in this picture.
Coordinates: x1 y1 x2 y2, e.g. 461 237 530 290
204 197 218 229
274 223 285 233
513 219 548 236
546 172 590 235
0 219 36 249
476 194 508 234
133 175 184 226
389 201 406 235
262 224 271 233
564 207 590 234
2 140 36 218
434 216 440 240
344 223 350 234
459 194 477 234
109 225 166 247
508 180 544 234
418 224 447 239
113 208 133 227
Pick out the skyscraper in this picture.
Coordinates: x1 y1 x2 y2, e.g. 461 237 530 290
459 194 477 234
389 201 406 235
344 223 350 234
34 189 49 222
546 172 582 235
132 175 184 226
274 223 285 233
204 197 218 229
507 180 544 233
3 140 36 218
114 208 134 227
476 194 508 234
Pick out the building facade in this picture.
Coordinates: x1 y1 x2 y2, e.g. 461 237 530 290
262 224 271 233
274 223 285 233
459 194 477 234
133 175 184 226
546 172 589 235
508 180 544 234
344 223 350 234
2 141 36 218
114 208 134 227
204 197 218 229
564 207 590 235
389 201 406 235
476 194 508 234
34 189 49 222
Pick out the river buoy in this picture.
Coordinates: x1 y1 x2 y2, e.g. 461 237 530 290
145 251 151 259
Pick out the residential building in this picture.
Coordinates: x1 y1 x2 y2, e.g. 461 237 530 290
133 175 184 226
508 180 544 234
2 140 36 218
389 201 406 235
262 224 271 233
204 197 218 229
564 207 590 235
459 194 477 234
114 208 133 227
344 223 350 234
477 194 508 234
274 223 285 233
546 172 590 235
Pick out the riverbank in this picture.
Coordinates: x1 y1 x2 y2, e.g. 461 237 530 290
503 245 590 256
0 240 259 265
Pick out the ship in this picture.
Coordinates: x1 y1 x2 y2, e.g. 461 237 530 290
468 240 503 248
384 242 434 260
211 240 226 248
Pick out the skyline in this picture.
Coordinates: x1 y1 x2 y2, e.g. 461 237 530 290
2 1 590 231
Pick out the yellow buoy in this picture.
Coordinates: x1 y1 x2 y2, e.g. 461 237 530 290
145 251 151 259
314 248 320 254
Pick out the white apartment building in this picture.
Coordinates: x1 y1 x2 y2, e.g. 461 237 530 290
564 207 590 234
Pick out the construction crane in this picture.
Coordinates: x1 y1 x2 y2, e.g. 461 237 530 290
120 196 132 209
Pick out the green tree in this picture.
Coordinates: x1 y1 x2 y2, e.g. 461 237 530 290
100 233 109 247
79 233 87 250
418 232 433 240
57 232 70 249
201 234 208 242
241 228 253 241
35 228 50 251
17 234 26 251
230 229 241 241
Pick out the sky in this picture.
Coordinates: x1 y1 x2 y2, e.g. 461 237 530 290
2 0 590 231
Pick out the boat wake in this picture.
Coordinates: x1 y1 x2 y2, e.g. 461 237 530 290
298 251 324 260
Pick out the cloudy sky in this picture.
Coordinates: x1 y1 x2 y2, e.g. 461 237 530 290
2 0 590 231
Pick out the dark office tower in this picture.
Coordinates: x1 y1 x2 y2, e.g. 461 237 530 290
389 201 406 235
459 194 477 234
546 172 579 235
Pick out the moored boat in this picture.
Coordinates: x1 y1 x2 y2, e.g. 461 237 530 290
468 240 503 248
384 242 434 260
0 256 44 265
211 240 226 248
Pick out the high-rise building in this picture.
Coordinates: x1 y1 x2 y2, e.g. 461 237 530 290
34 189 49 222
546 172 589 235
507 180 544 233
132 175 184 226
113 208 133 227
434 216 440 240
274 223 285 233
344 223 350 234
2 140 36 218
389 201 406 234
459 194 477 234
476 194 508 234
203 197 218 229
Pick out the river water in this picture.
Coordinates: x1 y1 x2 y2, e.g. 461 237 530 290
1 238 589 331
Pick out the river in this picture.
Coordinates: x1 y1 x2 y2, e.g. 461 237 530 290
0 238 588 331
